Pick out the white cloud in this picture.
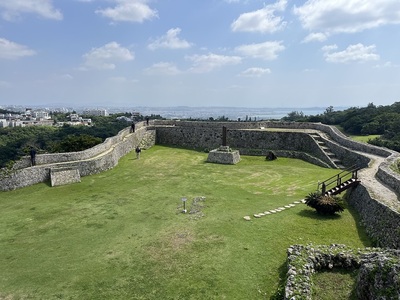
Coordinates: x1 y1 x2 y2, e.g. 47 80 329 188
0 80 11 88
240 67 271 77
81 42 134 70
302 32 328 43
148 28 192 50
61 74 73 80
235 41 285 60
144 62 182 75
95 0 157 23
374 61 400 68
108 76 138 83
0 38 36 59
186 53 242 73
0 0 62 21
231 0 287 33
323 43 380 63
294 0 400 34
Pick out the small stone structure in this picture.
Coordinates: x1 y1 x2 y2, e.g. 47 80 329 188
284 244 400 300
206 126 241 164
50 167 81 187
207 145 241 164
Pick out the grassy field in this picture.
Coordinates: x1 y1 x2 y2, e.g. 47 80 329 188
349 134 380 143
0 146 371 299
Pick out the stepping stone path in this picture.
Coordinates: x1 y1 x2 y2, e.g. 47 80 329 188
243 199 306 220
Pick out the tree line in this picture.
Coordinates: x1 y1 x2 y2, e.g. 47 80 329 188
282 102 400 152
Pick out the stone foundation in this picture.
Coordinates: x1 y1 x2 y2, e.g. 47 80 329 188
50 167 81 187
207 146 240 164
284 244 400 300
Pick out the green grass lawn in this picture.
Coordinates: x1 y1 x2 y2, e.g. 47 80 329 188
349 134 380 143
0 146 371 299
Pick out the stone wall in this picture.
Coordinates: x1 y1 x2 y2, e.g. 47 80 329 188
376 152 400 196
13 122 150 169
155 120 400 250
155 125 338 167
346 184 400 249
155 119 400 196
0 124 155 191
284 244 400 300
50 167 81 187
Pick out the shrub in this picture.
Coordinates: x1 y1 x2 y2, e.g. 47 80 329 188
304 191 322 209
305 192 345 215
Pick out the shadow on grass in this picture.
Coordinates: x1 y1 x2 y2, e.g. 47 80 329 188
270 261 288 300
343 194 374 247
297 209 342 220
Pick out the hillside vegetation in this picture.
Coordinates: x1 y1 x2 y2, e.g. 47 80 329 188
0 116 130 168
283 102 400 152
0 146 371 299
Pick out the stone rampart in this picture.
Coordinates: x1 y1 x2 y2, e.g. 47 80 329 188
0 123 155 191
155 120 400 197
155 120 400 250
13 122 149 169
346 184 400 249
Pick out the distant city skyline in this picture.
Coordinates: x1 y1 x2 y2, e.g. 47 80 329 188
1 1 399 108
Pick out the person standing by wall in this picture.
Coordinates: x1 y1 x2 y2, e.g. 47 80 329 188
135 146 141 159
30 147 36 166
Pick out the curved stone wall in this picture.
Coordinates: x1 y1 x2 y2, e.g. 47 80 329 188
155 120 400 250
155 120 400 198
0 123 155 191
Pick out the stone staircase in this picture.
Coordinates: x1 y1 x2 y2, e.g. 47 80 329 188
309 133 345 169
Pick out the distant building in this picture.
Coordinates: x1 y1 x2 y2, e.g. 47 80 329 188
69 114 80 122
33 110 50 120
83 109 108 116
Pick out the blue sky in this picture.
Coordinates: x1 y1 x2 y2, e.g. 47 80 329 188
0 0 399 108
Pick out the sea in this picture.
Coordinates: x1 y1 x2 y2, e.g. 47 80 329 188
130 106 343 121
1 104 347 121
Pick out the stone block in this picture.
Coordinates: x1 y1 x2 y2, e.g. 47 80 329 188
207 147 240 165
50 167 81 187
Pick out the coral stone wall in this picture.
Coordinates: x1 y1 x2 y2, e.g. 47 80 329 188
155 120 400 250
0 125 155 191
155 120 400 195
346 184 400 249
50 167 81 187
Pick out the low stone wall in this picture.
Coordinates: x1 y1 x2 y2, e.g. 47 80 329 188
284 244 400 300
0 126 155 191
346 184 400 249
50 167 81 187
376 152 400 197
